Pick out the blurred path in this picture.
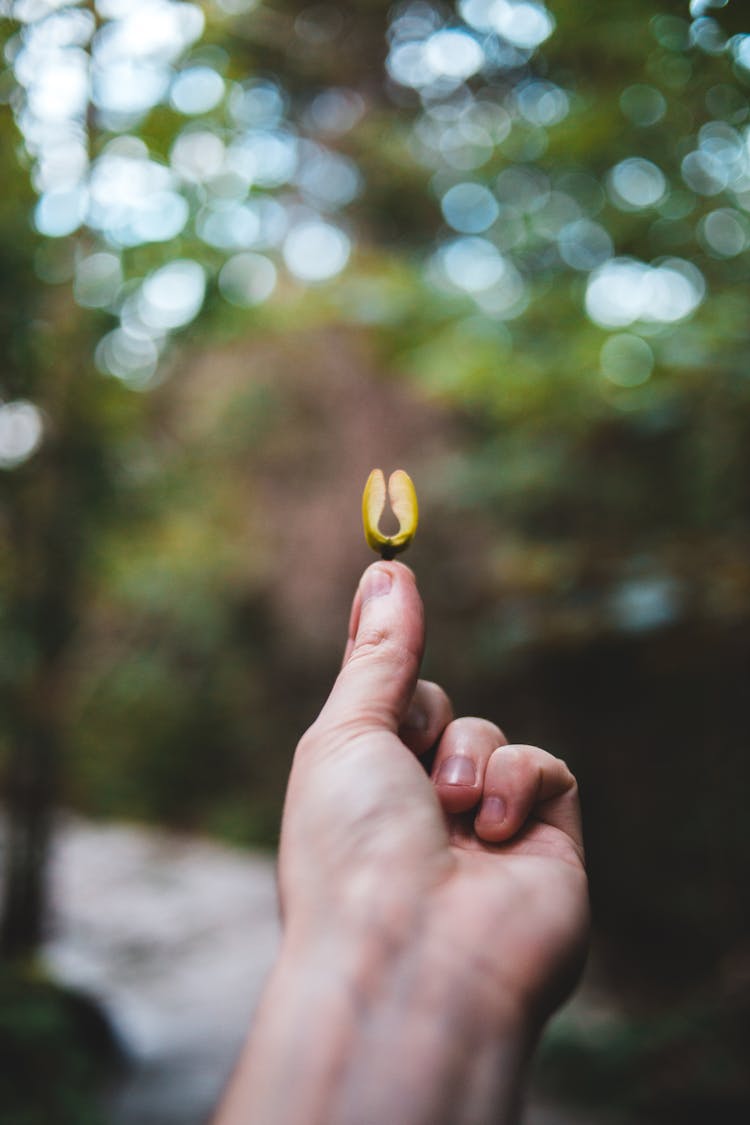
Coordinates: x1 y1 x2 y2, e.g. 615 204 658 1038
38 815 619 1125
42 815 280 1124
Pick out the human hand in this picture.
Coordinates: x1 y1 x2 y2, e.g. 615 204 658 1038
216 561 589 1125
281 561 588 1015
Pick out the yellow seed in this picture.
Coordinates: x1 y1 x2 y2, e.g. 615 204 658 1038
362 469 418 559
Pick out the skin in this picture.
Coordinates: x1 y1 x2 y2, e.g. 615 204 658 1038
214 561 589 1125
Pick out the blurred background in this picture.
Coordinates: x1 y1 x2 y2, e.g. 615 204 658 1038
1 0 749 1121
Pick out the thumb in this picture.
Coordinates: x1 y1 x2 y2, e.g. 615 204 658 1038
316 561 424 737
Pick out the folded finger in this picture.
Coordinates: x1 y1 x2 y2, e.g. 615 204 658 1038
431 717 508 814
398 680 453 756
475 743 583 855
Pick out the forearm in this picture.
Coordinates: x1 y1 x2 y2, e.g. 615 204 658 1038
213 923 537 1125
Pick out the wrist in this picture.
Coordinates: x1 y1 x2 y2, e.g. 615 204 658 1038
215 919 536 1125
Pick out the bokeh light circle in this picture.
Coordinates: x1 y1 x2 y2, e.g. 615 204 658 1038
219 252 277 306
438 237 507 292
600 333 655 387
619 84 667 126
74 252 123 308
34 186 88 237
0 401 44 469
441 182 500 233
557 219 613 271
607 158 667 210
586 257 704 328
282 221 351 282
170 65 225 115
96 328 160 388
698 208 748 257
139 259 206 330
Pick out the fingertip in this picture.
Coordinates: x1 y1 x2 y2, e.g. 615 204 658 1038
433 753 482 813
474 744 536 839
474 793 513 842
344 560 415 660
430 716 506 815
354 559 418 612
475 743 583 848
380 558 415 578
361 558 415 582
358 562 395 604
325 560 425 735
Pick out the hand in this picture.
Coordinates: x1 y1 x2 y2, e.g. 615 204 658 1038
215 562 589 1125
281 561 588 1018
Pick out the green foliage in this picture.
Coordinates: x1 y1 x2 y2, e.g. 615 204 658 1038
0 967 117 1125
535 995 750 1122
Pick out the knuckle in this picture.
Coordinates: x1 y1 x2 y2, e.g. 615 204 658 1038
419 681 453 717
485 720 507 744
350 625 390 659
350 629 417 672
552 754 577 785
497 742 524 762
467 716 506 743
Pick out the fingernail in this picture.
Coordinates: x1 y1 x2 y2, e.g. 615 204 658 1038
360 566 393 603
435 756 476 787
481 795 507 823
403 703 428 731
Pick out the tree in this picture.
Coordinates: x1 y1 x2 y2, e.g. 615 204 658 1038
0 0 368 958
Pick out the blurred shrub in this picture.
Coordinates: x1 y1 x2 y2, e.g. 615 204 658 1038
0 967 120 1125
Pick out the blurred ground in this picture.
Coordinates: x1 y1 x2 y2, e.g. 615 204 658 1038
35 814 633 1125
41 815 279 1124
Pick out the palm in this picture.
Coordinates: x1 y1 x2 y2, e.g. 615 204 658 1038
371 738 589 1014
